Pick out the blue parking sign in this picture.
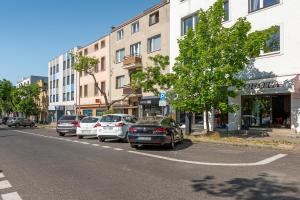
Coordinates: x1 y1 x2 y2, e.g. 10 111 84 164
159 93 166 100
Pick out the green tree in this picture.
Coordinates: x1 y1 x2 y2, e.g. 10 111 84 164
12 84 40 118
73 54 138 111
0 79 14 115
132 0 278 132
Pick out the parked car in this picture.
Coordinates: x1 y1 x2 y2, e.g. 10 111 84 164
0 117 9 125
127 117 183 149
56 115 85 136
76 116 101 139
7 117 35 127
97 114 137 142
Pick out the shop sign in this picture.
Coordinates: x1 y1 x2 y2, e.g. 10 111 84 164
245 81 283 90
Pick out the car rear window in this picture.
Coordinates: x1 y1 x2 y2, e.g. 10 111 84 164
136 120 161 125
81 117 99 123
59 116 76 120
100 115 121 122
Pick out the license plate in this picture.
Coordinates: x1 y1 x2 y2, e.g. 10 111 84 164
82 130 90 134
104 126 113 130
137 137 151 141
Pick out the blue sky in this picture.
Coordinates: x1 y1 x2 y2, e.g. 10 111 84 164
0 0 160 84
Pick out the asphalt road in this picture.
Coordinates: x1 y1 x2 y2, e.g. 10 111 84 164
0 126 300 200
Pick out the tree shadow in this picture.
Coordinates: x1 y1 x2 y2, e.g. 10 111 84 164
135 139 193 152
191 173 300 200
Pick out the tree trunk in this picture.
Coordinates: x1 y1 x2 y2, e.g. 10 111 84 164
205 104 210 133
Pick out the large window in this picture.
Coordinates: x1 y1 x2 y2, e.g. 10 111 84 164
181 14 198 35
84 85 88 97
148 35 161 53
249 0 280 12
130 42 141 56
224 0 229 21
264 26 280 54
116 76 125 89
101 57 106 71
116 48 125 63
149 11 159 26
131 22 139 34
117 29 124 40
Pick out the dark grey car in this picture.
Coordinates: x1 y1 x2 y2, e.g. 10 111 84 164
7 117 35 127
56 115 85 136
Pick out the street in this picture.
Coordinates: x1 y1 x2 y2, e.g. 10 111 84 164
0 126 300 200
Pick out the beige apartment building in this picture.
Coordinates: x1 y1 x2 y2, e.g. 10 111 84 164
77 35 110 116
110 0 170 117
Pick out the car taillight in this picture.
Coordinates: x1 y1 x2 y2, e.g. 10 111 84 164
128 127 137 133
153 127 167 134
72 121 80 128
94 123 101 128
115 122 125 127
57 121 61 125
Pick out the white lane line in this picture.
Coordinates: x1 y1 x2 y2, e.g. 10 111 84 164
101 146 111 149
1 192 22 200
72 140 80 143
0 180 12 190
92 144 99 146
127 151 287 166
0 173 5 178
80 142 90 145
113 148 124 151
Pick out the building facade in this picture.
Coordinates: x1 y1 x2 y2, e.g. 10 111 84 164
76 35 110 116
170 0 300 133
48 47 79 122
36 79 48 123
110 0 170 117
16 75 48 88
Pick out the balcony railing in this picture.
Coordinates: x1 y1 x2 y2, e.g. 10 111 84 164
123 87 142 95
123 55 142 70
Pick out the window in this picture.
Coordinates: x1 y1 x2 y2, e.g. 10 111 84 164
50 95 52 103
56 94 59 102
249 0 280 12
84 48 88 55
116 76 125 89
101 40 105 48
94 63 99 73
67 59 70 68
67 92 70 101
71 91 74 101
224 0 229 21
94 43 99 51
101 57 106 71
117 29 124 40
131 22 139 34
182 14 198 35
148 35 161 53
101 81 105 95
56 80 59 89
263 26 280 53
71 74 74 84
53 80 55 88
63 77 66 86
63 61 66 70
116 48 125 63
67 76 70 85
149 11 159 26
130 42 141 56
50 67 52 75
50 81 52 89
63 93 66 101
95 83 99 96
84 85 88 97
80 86 83 98
53 66 55 74
53 95 55 102
56 64 59 73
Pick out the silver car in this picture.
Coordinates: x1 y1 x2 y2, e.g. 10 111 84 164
97 114 137 142
7 117 35 127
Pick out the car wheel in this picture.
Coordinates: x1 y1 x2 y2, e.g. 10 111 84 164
168 135 175 150
77 135 83 139
15 123 20 127
8 125 11 128
130 144 138 149
98 137 105 142
30 123 34 127
58 132 65 136
122 132 129 143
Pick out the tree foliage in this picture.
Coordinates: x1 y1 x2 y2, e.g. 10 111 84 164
132 0 278 132
0 79 14 115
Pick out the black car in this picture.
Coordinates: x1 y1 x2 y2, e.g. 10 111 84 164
0 117 9 125
128 117 183 149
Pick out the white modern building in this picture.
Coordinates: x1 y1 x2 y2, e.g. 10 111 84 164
48 47 79 122
16 75 48 88
170 0 300 133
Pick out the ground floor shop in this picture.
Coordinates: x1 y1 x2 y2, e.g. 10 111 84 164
48 105 76 123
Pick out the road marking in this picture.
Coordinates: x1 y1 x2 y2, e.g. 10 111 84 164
0 180 12 190
80 142 90 145
113 148 124 151
127 151 287 166
1 192 22 200
0 173 5 178
101 146 111 149
92 144 99 146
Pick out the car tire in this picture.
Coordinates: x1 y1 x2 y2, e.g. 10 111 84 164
77 135 83 139
130 144 138 149
98 137 105 142
15 123 20 127
168 135 175 150
8 125 11 128
58 132 65 136
30 123 34 127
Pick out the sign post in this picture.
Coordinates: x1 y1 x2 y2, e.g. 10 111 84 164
159 92 167 116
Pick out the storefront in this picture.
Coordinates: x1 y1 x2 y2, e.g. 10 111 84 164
138 96 162 118
228 75 300 133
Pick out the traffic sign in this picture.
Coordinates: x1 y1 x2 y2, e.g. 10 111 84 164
159 92 166 100
159 100 167 107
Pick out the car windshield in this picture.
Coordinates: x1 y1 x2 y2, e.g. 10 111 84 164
81 117 99 123
100 115 122 122
59 116 76 121
136 119 161 125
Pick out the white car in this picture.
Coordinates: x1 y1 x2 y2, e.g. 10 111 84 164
97 114 137 142
76 116 101 139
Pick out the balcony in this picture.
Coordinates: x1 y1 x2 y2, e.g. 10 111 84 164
123 55 142 70
123 87 142 96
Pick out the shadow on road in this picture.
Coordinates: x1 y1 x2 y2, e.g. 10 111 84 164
191 173 300 200
135 139 193 152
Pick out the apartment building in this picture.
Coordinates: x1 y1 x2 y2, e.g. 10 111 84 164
110 0 170 117
36 79 48 123
170 0 300 133
16 75 48 88
48 47 79 122
77 35 110 116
